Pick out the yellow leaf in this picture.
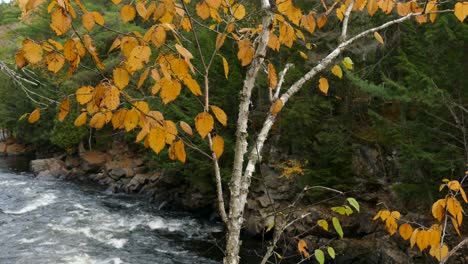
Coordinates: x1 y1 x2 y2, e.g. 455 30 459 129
108 38 121 54
74 112 87 127
451 216 462 236
447 180 461 191
179 121 193 136
15 50 28 69
299 51 308 60
301 11 316 34
268 63 278 89
432 199 446 222
222 56 229 79
297 239 309 258
367 0 379 16
380 210 391 221
83 34 105 70
270 100 283 115
268 32 280 51
319 77 329 95
173 140 186 163
22 39 43 64
76 86 94 105
89 112 106 129
385 217 398 235
317 219 328 231
374 32 384 45
150 25 166 48
237 39 254 66
124 108 140 132
58 97 70 122
428 224 441 246
163 120 178 144
182 76 202 96
92 12 105 26
134 101 150 114
195 112 214 138
460 187 468 203
430 243 449 262
399 223 413 240
135 2 147 18
454 2 467 22
196 2 210 20
160 78 182 104
148 127 165 154
331 65 343 79
47 39 63 50
28 108 41 124
211 135 224 159
175 44 193 62
410 229 419 248
82 12 95 32
342 57 354 70
396 2 411 16
138 68 150 89
210 105 227 126
112 0 122 5
50 8 72 35
232 4 246 20
316 14 327 29
63 39 77 62
416 230 430 251
121 4 136 23
113 67 130 89
135 126 149 143
390 211 401 220
121 36 140 59
279 21 296 48
206 0 221 9
112 108 127 129
126 45 151 73
45 52 65 73
102 86 120 111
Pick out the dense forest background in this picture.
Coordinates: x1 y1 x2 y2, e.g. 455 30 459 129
1 0 466 211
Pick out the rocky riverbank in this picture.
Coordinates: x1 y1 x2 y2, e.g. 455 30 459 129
7 136 465 263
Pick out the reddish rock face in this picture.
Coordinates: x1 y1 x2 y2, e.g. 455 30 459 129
80 151 110 172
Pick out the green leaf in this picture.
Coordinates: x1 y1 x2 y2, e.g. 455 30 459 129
347 197 360 212
317 219 328 231
274 251 283 259
332 217 344 238
327 247 336 259
314 249 325 264
344 205 353 216
342 57 353 70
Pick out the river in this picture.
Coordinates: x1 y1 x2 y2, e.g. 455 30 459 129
0 157 228 264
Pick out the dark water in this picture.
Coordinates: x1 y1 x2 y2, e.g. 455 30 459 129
0 157 226 264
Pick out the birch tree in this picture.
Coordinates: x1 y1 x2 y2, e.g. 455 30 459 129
12 0 468 263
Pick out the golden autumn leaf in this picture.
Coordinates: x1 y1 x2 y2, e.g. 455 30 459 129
45 52 65 73
429 243 449 262
83 34 105 70
195 112 214 138
385 217 398 235
268 63 278 89
74 112 87 127
163 120 178 144
112 0 123 5
416 230 431 251
316 14 327 29
160 78 182 104
135 126 149 143
279 21 296 48
15 50 28 69
28 108 41 124
92 12 104 25
342 57 354 70
432 199 446 221
112 108 127 129
367 0 379 16
211 135 224 159
317 219 328 231
126 45 151 73
268 32 280 51
82 12 95 32
374 32 384 45
181 76 202 96
113 67 130 89
137 68 150 89
58 97 70 122
410 229 419 248
135 2 147 18
447 180 461 191
299 51 308 59
173 140 186 163
331 65 343 79
270 99 283 115
319 77 329 95
428 224 441 246
222 56 229 79
50 8 72 35
76 86 94 105
148 126 165 154
232 4 246 20
460 187 468 203
124 108 140 131
301 12 316 34
237 39 255 66
210 105 227 126
196 2 210 20
378 0 395 14
454 2 468 22
22 39 43 64
89 112 106 129
397 2 411 16
121 4 136 23
177 121 193 136
297 239 309 258
102 86 120 111
399 223 413 240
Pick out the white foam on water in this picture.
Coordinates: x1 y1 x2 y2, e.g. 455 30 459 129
4 193 57 214
18 236 43 244
154 248 189 256
0 180 27 186
62 254 125 264
51 226 127 249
